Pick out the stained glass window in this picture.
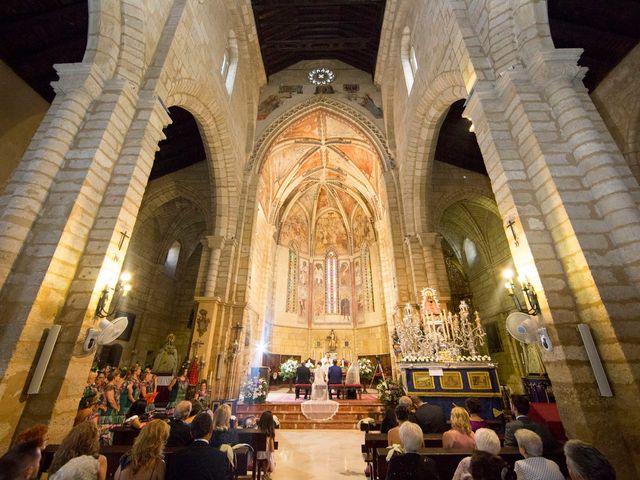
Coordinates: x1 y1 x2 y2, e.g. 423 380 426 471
326 251 338 314
286 245 298 313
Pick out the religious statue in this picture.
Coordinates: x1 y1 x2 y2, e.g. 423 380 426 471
196 309 209 337
152 333 179 375
327 329 337 352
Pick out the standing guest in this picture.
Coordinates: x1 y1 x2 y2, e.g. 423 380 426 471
140 371 157 411
411 397 447 433
443 406 476 450
166 367 189 409
194 380 210 408
211 404 238 448
101 372 122 425
166 412 232 480
387 405 410 446
452 428 502 480
166 400 192 448
466 397 489 432
0 440 42 480
114 419 170 480
48 422 107 480
514 429 564 480
504 395 557 452
294 361 311 400
564 439 616 480
256 411 277 474
386 422 439 480
470 451 513 480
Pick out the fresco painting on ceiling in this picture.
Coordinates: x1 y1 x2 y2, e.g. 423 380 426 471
352 206 373 247
315 211 348 255
279 204 309 253
257 95 282 120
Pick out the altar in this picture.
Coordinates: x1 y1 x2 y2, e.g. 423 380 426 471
400 362 502 419
393 289 503 419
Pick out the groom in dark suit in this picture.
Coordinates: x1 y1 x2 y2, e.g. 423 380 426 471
328 360 343 399
295 361 311 399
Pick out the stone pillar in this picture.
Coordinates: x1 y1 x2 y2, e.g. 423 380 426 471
464 50 640 476
0 85 171 447
204 236 226 297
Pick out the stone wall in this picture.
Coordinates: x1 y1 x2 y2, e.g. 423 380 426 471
0 60 48 188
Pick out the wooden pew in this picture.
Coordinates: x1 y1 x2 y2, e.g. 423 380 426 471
375 446 521 480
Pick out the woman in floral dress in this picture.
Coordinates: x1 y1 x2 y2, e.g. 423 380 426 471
140 370 157 412
167 367 189 409
119 366 141 419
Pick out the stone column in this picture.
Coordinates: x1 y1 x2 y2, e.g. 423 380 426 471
203 236 226 297
464 52 640 476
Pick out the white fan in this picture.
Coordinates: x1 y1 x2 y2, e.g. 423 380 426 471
506 312 553 351
83 317 129 352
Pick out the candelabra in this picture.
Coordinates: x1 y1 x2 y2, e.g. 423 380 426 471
95 271 132 318
502 269 541 315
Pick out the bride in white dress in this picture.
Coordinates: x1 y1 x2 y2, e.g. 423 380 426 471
311 363 328 401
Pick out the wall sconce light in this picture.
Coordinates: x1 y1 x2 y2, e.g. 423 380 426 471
95 272 133 318
502 269 540 316
229 322 243 356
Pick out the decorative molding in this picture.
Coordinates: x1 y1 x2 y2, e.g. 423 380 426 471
246 96 396 173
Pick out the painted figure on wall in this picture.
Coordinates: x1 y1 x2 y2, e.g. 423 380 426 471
314 262 324 285
299 259 309 285
341 298 351 320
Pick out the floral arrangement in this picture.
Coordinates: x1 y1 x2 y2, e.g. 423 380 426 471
377 379 405 406
358 358 374 381
401 354 492 363
240 376 269 404
278 358 300 381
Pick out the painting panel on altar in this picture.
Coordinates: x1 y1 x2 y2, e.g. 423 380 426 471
440 371 464 390
412 372 436 391
467 371 492 390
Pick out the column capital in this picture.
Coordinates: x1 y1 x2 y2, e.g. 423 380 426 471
52 62 107 98
528 49 586 88
205 235 227 250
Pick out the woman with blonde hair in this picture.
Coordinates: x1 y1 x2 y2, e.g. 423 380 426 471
443 406 476 450
114 419 170 480
48 421 107 480
211 403 238 448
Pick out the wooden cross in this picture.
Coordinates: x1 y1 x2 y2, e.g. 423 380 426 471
117 230 131 250
505 219 519 247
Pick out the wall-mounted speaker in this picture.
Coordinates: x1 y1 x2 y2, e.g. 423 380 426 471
577 324 613 397
27 325 61 395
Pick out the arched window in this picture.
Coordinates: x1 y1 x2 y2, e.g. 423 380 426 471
221 30 238 95
286 245 298 313
463 238 478 267
325 251 338 314
361 244 375 312
401 26 417 93
165 241 181 276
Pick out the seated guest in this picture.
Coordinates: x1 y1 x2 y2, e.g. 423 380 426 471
211 404 238 448
186 399 203 423
386 422 439 480
564 439 616 480
504 395 557 451
380 406 398 434
166 400 192 448
125 399 149 430
14 424 48 450
514 429 564 480
115 419 170 480
48 421 107 480
256 410 277 474
328 360 343 399
0 440 42 480
194 380 210 408
452 428 502 480
166 412 232 480
411 397 447 433
466 397 489 432
443 406 476 449
470 451 513 480
387 405 410 446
